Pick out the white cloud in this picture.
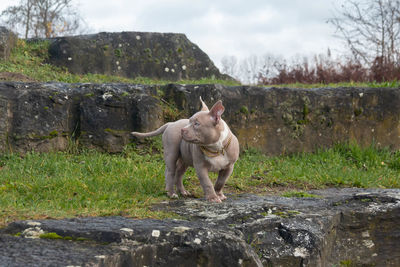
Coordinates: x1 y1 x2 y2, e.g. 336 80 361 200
0 0 345 69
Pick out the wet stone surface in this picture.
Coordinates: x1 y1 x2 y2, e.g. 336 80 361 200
1 188 399 266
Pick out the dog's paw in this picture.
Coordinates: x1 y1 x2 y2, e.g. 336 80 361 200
216 192 227 201
179 190 192 197
206 195 222 203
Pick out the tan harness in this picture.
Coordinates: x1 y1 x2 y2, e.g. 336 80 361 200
200 134 233 158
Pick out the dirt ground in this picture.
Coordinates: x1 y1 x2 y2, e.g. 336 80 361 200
0 72 36 82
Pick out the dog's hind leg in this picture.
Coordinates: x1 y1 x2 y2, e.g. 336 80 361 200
164 152 179 198
175 158 190 197
162 127 182 198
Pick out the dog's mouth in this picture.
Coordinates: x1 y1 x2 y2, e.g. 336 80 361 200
181 134 200 144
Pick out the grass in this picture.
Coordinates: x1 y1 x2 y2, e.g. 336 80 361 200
0 39 241 86
230 144 399 192
0 141 399 226
1 40 399 88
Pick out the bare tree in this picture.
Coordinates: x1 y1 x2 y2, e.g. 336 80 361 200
329 0 400 67
221 55 239 78
1 0 84 38
1 0 35 39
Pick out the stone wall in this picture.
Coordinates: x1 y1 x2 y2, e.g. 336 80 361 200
0 82 399 155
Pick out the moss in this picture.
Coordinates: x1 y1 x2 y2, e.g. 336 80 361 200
84 92 94 97
39 232 91 242
114 48 122 58
339 259 354 267
296 119 309 125
303 103 310 117
287 210 300 215
49 130 58 138
274 211 288 218
282 191 320 198
240 106 249 115
40 232 63 239
28 129 59 140
354 107 363 116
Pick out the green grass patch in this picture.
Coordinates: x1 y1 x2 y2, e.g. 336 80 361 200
0 142 398 226
227 143 399 193
0 39 240 86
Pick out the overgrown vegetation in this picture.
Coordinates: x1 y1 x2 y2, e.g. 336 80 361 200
0 141 398 226
0 39 240 86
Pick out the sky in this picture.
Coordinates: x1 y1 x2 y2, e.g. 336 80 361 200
0 0 346 70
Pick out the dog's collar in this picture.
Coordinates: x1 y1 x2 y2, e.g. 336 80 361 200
200 134 233 157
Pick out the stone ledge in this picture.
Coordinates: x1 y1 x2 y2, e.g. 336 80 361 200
1 188 399 266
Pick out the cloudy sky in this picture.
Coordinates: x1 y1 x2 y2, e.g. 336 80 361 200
0 0 346 69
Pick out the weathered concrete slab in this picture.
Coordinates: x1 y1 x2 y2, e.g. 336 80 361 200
1 189 399 266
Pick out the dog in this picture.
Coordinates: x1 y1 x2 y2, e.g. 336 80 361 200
131 97 239 202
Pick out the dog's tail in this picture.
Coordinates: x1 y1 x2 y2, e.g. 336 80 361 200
131 123 171 138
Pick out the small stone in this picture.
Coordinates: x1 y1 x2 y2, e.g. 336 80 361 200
363 239 375 249
21 227 44 239
152 230 160 238
95 255 106 259
294 247 309 258
172 226 190 233
27 221 41 226
362 231 370 238
120 228 133 234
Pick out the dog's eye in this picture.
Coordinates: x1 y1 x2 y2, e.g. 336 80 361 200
194 121 200 127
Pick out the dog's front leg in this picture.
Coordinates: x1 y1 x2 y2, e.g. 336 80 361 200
194 165 221 203
214 164 234 201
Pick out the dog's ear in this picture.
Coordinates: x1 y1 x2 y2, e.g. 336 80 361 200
200 96 209 111
209 100 224 124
